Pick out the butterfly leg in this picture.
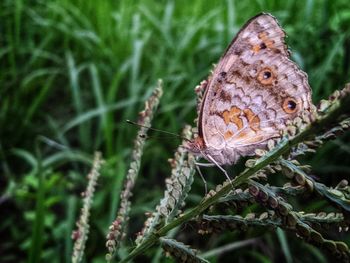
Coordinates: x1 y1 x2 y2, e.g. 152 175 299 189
206 155 234 188
195 162 216 167
194 164 208 195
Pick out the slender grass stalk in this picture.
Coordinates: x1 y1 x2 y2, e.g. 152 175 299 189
71 152 104 263
28 146 45 263
135 125 195 245
105 81 163 261
199 238 257 259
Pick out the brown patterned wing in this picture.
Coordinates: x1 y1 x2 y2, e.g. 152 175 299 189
198 13 313 165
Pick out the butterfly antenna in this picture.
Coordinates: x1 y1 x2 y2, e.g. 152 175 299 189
126 120 190 141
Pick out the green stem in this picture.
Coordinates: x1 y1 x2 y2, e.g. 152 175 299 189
28 141 45 263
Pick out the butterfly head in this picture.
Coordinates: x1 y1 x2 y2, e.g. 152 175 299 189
183 136 206 155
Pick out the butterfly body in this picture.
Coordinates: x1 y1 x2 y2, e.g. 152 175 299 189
186 13 314 165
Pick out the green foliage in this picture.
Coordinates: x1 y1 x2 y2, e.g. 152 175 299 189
1 0 350 262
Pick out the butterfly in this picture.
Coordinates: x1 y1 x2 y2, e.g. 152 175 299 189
185 13 314 166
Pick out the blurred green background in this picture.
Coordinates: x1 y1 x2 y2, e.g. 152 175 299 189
1 0 350 262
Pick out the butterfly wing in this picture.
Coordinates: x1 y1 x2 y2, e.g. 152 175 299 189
198 13 313 165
